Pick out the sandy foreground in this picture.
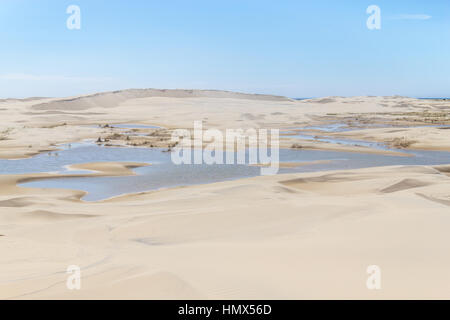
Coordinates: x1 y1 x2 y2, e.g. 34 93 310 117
0 90 450 299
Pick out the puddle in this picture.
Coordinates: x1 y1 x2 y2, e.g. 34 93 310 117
284 123 450 151
289 123 450 133
1 123 449 201
288 122 395 133
299 123 351 132
0 142 446 201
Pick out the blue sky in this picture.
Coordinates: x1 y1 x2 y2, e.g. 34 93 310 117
0 0 449 98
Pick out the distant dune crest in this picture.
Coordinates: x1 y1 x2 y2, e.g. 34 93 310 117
31 88 293 111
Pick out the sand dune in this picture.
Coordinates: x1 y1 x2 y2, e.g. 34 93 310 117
379 178 432 193
31 89 292 111
0 90 450 299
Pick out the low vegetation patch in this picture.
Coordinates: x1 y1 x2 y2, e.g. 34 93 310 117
0 128 13 141
391 137 415 148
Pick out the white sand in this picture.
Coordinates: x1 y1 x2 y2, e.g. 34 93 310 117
0 90 449 299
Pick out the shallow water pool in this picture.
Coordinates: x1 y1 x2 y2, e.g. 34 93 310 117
0 141 447 201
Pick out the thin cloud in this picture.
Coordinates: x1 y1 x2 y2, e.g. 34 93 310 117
390 14 432 20
0 73 114 82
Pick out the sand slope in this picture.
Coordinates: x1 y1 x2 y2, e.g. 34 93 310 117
1 164 450 299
